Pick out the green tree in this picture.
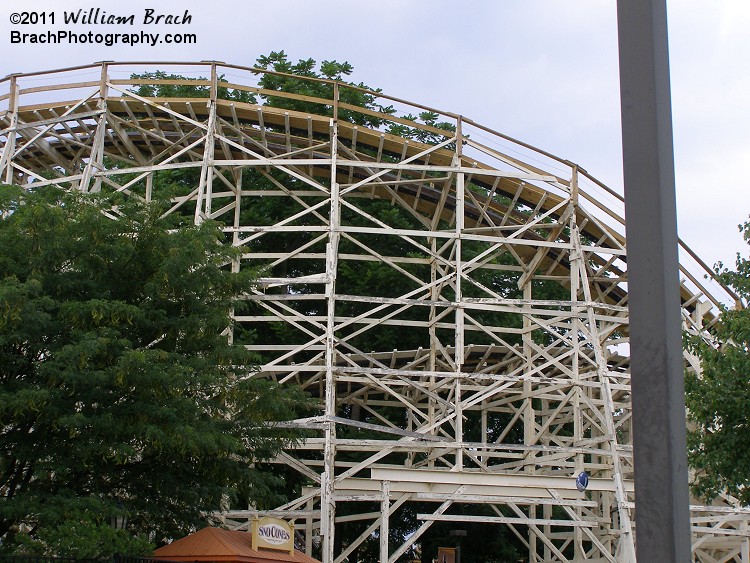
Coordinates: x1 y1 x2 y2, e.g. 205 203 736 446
12 506 153 558
0 186 307 555
131 70 257 103
254 50 391 127
685 218 750 504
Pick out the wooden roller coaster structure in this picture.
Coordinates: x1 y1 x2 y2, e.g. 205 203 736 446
1 61 748 562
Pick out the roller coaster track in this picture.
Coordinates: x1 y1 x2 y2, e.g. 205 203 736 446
1 61 746 562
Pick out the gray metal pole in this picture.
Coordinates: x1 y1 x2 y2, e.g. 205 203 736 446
616 0 692 561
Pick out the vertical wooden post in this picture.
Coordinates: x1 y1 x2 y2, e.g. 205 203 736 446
145 174 153 203
332 82 339 121
194 63 218 224
568 181 584 557
81 61 111 193
380 480 390 562
305 497 314 556
322 83 341 563
209 61 218 103
250 517 258 551
98 60 111 99
7 74 18 114
1 75 19 185
288 523 295 556
454 116 464 471
522 280 536 557
428 235 438 466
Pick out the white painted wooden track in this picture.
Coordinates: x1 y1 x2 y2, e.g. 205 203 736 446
1 62 746 562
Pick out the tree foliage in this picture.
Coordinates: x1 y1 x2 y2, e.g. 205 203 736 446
685 218 750 504
12 506 153 558
0 186 307 554
254 51 390 127
131 51 456 142
131 70 256 103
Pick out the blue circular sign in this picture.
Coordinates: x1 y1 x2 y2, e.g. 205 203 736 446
576 471 589 492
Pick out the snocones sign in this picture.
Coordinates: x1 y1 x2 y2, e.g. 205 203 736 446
251 517 295 555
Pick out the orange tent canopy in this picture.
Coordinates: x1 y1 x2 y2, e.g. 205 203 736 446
153 527 321 563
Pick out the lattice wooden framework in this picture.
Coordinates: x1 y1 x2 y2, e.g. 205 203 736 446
0 62 747 563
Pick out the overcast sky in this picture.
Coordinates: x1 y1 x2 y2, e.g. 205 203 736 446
2 0 748 275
